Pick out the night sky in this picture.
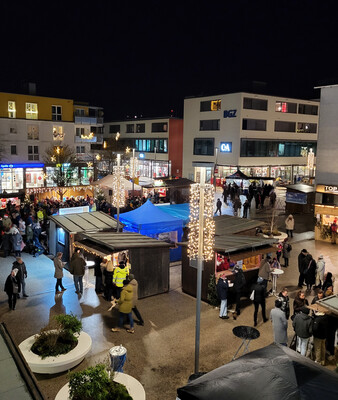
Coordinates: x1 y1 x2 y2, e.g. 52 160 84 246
1 1 338 121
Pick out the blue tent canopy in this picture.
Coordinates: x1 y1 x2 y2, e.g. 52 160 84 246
116 200 184 261
155 203 190 226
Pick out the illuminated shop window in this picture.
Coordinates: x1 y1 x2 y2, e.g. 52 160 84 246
8 101 16 118
27 125 39 140
53 126 64 140
25 168 44 188
275 101 297 113
200 99 221 111
26 103 38 119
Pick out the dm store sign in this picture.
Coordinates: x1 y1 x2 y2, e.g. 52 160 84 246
220 142 232 153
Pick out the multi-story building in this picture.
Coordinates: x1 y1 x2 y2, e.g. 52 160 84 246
0 91 103 198
313 84 338 242
103 117 183 179
183 92 319 183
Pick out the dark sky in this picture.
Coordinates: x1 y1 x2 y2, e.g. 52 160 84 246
1 1 338 121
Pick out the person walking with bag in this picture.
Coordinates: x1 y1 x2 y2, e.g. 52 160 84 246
252 277 268 327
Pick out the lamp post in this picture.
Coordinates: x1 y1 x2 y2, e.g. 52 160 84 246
213 147 218 189
112 154 125 233
152 146 157 179
130 148 138 197
188 167 215 376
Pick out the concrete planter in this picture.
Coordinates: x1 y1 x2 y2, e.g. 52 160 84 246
19 331 92 374
55 372 146 400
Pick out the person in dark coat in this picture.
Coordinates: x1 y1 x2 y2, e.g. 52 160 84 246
215 199 222 216
303 254 316 291
312 311 329 365
322 272 334 294
12 257 28 297
297 249 308 288
4 269 21 310
278 287 290 320
94 255 103 293
53 252 67 294
292 290 309 318
69 249 86 295
252 277 268 326
2 227 12 257
217 274 229 319
292 306 313 356
233 266 245 319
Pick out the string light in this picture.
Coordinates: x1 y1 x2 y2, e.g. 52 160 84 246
187 183 215 261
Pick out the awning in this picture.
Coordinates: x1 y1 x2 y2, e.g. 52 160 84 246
223 246 277 262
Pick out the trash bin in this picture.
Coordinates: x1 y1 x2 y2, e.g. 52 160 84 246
109 345 127 372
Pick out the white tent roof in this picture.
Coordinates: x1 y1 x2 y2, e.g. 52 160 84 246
93 175 142 190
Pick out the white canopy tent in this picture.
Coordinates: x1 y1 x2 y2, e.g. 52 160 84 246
93 175 142 191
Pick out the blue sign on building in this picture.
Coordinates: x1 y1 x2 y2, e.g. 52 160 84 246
224 110 237 118
286 192 307 204
220 142 232 153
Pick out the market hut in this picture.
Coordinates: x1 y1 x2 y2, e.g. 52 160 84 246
74 231 171 298
285 183 315 214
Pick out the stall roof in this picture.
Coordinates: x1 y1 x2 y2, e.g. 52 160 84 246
80 231 173 252
214 215 265 235
213 234 277 253
286 184 315 193
49 211 119 233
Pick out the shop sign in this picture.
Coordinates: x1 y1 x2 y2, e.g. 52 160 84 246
223 110 237 118
0 163 44 169
139 153 145 159
286 192 307 204
324 185 338 193
220 142 232 153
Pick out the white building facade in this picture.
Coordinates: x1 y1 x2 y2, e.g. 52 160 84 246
183 92 319 183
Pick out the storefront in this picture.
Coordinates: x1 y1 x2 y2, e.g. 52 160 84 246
0 163 44 194
314 184 338 242
137 157 170 179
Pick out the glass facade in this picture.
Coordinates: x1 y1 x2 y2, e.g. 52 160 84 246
240 140 316 157
26 168 44 188
0 168 24 191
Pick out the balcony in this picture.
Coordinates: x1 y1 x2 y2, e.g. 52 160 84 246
74 116 104 125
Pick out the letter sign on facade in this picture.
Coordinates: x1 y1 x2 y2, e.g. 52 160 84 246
223 110 237 118
220 142 232 153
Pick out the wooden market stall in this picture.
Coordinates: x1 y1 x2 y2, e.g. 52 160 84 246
74 231 171 299
285 184 315 215
181 215 277 302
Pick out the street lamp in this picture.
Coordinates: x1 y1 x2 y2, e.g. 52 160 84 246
213 147 218 189
188 167 215 375
130 148 138 197
112 154 125 233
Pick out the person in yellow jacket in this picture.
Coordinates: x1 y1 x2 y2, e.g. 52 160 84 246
111 280 134 333
113 261 128 299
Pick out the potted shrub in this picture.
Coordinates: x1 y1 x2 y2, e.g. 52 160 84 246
31 313 82 358
68 364 132 400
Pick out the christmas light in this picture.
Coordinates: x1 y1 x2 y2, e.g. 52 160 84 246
112 156 125 208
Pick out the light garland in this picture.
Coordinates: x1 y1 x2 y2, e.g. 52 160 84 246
26 185 94 194
130 157 139 179
112 165 125 207
187 183 215 261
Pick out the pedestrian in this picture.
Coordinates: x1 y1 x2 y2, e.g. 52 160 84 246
282 238 292 268
322 272 334 294
12 256 28 297
233 197 242 216
312 311 329 365
232 265 245 319
258 255 272 293
311 289 324 305
101 256 115 301
111 279 135 334
292 306 313 356
278 287 290 320
113 261 128 299
53 251 67 294
128 273 144 326
2 227 12 257
276 242 282 263
297 249 308 288
270 299 288 345
4 269 21 310
303 253 316 291
315 255 325 289
292 290 309 319
69 248 86 295
252 277 268 327
330 219 337 244
216 274 229 319
94 255 104 294
285 214 295 238
242 199 250 218
215 198 222 216
10 225 23 257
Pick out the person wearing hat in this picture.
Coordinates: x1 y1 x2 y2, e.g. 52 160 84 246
4 269 21 310
128 274 144 326
315 255 325 289
251 277 268 327
292 306 313 356
297 249 308 288
270 299 288 345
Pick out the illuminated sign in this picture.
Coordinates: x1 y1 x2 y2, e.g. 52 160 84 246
324 186 338 193
223 110 237 118
59 206 90 215
0 163 44 169
220 142 232 153
139 153 145 159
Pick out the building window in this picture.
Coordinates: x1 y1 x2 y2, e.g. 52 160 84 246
109 124 120 133
200 100 221 111
8 101 16 118
193 138 215 155
126 124 135 133
240 139 316 157
27 125 39 140
53 126 65 140
274 121 296 132
11 145 17 155
151 122 167 132
297 122 317 133
136 123 145 133
275 101 297 113
26 103 38 119
242 118 266 131
76 146 85 153
28 145 39 160
298 103 319 115
135 139 168 153
10 127 17 134
75 108 85 117
52 105 62 121
200 119 220 131
26 168 44 188
243 98 268 111
76 127 85 137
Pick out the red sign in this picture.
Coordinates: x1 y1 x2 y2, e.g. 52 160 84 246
214 168 218 173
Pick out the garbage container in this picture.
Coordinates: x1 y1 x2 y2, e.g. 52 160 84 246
109 345 127 372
